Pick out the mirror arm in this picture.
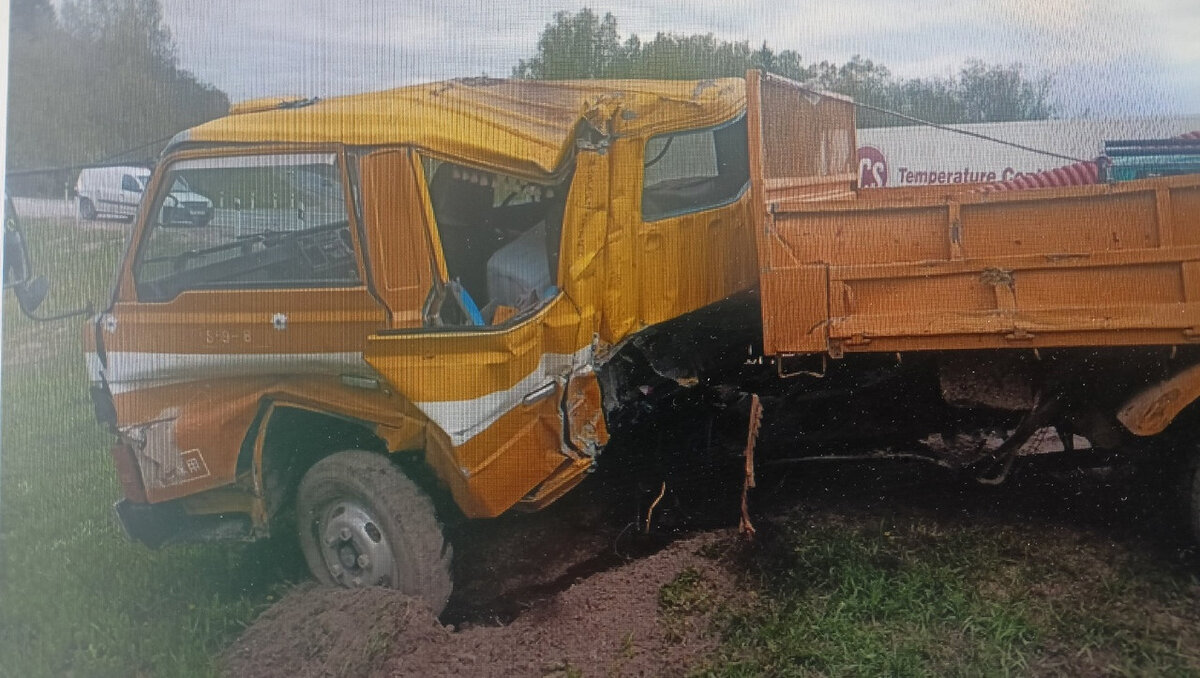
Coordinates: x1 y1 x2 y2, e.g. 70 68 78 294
19 301 94 323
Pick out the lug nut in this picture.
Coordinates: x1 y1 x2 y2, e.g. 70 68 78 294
357 554 371 568
352 577 363 586
339 527 352 541
330 564 343 576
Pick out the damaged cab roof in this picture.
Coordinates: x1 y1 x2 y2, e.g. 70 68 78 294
169 77 747 178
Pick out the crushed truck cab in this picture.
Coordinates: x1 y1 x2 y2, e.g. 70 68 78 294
86 77 762 611
85 72 1200 613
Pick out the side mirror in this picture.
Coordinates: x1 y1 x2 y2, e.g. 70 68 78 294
4 203 34 288
4 196 91 321
13 274 49 315
4 200 47 314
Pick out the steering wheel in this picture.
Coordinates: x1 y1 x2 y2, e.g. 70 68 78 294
158 193 185 226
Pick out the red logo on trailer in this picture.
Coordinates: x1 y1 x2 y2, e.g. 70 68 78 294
857 146 888 187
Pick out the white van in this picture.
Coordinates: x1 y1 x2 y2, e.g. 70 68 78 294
75 165 214 225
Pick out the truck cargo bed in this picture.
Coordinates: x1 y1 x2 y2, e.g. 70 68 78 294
745 71 1200 358
757 174 1200 356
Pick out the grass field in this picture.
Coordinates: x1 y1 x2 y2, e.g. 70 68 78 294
697 499 1200 677
0 211 298 677
2 207 1199 677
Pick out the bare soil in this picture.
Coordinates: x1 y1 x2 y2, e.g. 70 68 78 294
222 455 1200 678
222 531 742 678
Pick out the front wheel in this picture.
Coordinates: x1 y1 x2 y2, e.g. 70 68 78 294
296 450 453 614
78 197 96 220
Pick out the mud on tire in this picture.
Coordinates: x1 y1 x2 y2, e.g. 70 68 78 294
296 450 453 615
78 197 96 220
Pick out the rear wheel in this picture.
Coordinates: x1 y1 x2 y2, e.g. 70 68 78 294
296 450 453 614
78 197 96 220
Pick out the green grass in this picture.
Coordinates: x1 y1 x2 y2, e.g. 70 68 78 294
0 213 298 677
5 209 1200 677
693 511 1200 677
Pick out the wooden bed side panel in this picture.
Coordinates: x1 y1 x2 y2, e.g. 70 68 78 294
959 191 1160 257
769 205 951 266
1172 185 1200 246
760 265 828 355
760 176 1200 355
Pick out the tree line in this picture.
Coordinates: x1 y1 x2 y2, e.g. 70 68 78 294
7 0 229 183
514 9 1055 127
7 3 1055 193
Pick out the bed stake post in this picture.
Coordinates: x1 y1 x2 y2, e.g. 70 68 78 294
739 393 764 538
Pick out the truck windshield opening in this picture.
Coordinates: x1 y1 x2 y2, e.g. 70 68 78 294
133 153 359 302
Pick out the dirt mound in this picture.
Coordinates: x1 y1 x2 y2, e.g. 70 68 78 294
222 583 450 678
223 531 743 678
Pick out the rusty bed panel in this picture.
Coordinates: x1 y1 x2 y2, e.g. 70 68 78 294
759 174 1200 356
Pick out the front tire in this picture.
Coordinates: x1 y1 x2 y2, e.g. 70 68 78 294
296 450 453 614
78 197 96 220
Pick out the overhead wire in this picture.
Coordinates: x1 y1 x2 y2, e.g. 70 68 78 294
7 130 180 177
793 83 1090 165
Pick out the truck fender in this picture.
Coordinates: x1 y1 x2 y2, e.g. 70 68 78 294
1117 362 1200 436
245 376 429 487
113 375 429 508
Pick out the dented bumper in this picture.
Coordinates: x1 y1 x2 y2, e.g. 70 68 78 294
113 498 252 549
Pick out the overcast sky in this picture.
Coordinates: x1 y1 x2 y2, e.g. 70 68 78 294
160 0 1200 118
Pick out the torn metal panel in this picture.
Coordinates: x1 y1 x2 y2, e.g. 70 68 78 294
366 295 600 518
408 344 593 447
420 394 577 518
1118 361 1200 435
516 459 593 512
120 411 212 493
563 366 610 457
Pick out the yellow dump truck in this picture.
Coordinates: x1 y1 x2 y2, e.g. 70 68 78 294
17 72 1195 614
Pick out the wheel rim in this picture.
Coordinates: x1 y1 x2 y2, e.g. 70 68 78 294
314 500 396 587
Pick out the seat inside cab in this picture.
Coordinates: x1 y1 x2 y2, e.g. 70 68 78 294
424 160 567 326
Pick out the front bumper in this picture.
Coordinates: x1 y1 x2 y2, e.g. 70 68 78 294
113 499 252 549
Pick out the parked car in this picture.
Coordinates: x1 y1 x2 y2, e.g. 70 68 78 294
75 165 213 226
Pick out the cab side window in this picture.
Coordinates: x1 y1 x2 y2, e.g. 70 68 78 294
121 174 143 192
421 158 569 327
641 115 750 222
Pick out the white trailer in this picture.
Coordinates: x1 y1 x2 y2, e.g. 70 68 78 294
856 115 1200 188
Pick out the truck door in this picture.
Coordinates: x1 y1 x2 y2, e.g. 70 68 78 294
744 70 859 355
362 155 604 519
97 149 387 502
634 114 758 328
